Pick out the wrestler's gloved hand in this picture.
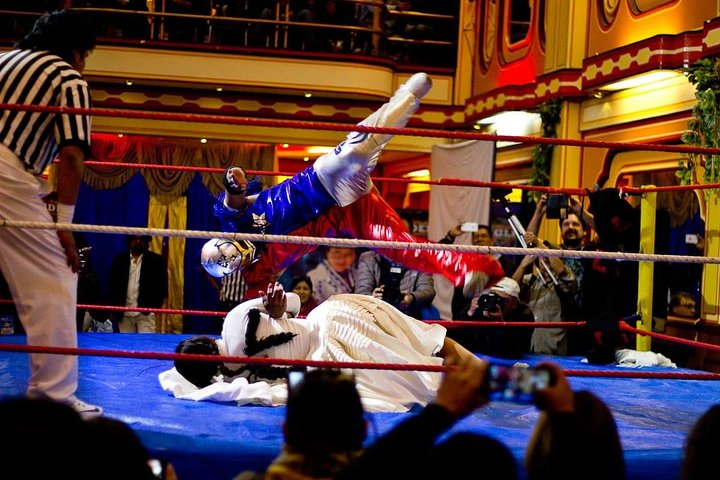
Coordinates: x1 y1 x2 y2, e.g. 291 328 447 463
223 166 247 195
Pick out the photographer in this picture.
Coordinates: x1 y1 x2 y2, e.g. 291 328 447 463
527 194 591 354
512 231 577 356
354 251 436 318
448 276 533 358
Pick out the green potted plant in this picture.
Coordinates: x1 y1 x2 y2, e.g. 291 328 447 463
677 57 720 192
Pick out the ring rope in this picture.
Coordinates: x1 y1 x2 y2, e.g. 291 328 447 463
619 321 720 352
0 219 716 265
0 297 589 328
3 102 720 156
83 161 719 195
1 343 719 381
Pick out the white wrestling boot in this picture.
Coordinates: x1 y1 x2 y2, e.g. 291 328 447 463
315 72 433 207
400 72 432 100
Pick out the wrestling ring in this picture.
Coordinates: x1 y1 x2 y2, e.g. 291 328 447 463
2 101 720 480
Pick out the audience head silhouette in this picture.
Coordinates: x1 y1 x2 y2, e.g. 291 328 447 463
526 390 626 480
418 432 518 480
682 403 720 480
84 417 157 480
285 369 366 456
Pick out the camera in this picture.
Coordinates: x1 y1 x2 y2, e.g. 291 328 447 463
546 194 569 219
487 364 551 403
382 265 404 305
477 292 504 312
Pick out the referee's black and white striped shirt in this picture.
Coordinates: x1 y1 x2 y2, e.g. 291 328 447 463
0 49 92 175
221 269 246 305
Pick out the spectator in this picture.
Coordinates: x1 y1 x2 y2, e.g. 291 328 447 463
525 362 626 480
0 396 175 480
114 0 151 39
526 194 592 355
512 231 577 356
354 250 435 319
667 206 704 309
107 233 168 333
251 369 366 479
76 239 112 333
0 396 90 477
84 416 162 480
417 432 519 480
164 0 209 42
579 188 641 364
256 0 296 48
290 274 318 317
669 291 697 319
296 0 355 52
0 9 102 417
681 403 720 480
448 276 532 358
334 352 491 480
306 246 357 303
439 223 515 319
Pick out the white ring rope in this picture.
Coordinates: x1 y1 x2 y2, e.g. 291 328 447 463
1 219 717 265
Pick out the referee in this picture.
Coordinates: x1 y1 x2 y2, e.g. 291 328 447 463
0 10 101 417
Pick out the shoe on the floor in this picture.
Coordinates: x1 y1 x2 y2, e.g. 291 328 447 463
463 270 490 299
65 396 103 419
401 72 432 100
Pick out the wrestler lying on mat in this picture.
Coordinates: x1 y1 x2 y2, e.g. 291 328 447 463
159 282 475 412
201 72 503 298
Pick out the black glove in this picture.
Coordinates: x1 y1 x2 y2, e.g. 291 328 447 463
223 166 245 195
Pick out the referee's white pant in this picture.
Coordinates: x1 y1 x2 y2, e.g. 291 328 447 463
0 143 79 402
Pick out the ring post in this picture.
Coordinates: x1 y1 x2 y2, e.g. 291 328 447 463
637 187 656 352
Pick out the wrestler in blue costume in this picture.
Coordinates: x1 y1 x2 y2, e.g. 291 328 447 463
202 73 503 298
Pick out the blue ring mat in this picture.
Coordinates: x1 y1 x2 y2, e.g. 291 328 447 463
0 333 713 480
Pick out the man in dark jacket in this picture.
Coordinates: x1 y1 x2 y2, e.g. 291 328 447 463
108 234 168 332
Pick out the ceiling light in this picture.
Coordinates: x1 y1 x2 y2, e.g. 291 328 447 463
475 111 541 146
117 133 124 138
303 156 310 162
125 80 133 86
307 146 332 154
216 87 223 92
404 169 430 178
282 143 289 148
200 138 208 144
304 92 312 98
599 69 683 92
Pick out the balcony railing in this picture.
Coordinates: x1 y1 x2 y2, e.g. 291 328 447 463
0 1 458 70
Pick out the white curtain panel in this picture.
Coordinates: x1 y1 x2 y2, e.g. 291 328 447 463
428 140 496 319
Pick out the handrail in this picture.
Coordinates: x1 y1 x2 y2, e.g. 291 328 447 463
385 36 455 47
386 10 455 21
0 6 458 67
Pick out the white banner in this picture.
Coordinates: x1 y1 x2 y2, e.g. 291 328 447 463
428 140 496 319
